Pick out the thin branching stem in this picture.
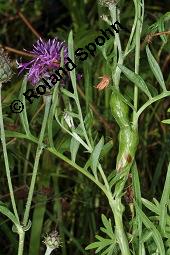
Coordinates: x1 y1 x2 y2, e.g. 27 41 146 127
23 95 52 226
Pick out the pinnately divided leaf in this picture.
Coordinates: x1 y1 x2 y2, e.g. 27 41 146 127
118 64 152 98
135 202 165 255
146 46 166 91
85 214 116 254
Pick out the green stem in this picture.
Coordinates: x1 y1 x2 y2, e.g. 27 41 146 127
98 163 110 191
109 5 123 90
133 0 144 124
18 231 25 255
0 83 19 221
53 171 67 255
134 91 170 125
44 247 54 255
23 95 51 226
109 197 131 255
17 95 51 255
47 147 107 195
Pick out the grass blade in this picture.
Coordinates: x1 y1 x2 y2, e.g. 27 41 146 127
146 46 166 91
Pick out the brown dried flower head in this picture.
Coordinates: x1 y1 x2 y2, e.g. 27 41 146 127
0 47 13 83
43 230 61 250
98 0 118 7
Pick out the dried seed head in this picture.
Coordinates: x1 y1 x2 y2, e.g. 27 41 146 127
43 230 61 250
98 0 118 7
0 48 13 83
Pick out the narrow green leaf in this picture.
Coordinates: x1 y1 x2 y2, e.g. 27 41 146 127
101 244 115 255
142 198 159 215
100 140 113 159
64 110 79 119
68 31 77 90
146 46 166 91
141 231 152 243
91 137 104 177
101 215 112 233
95 239 113 253
70 136 80 163
4 131 38 144
162 119 170 124
61 87 75 98
0 205 20 230
101 214 114 238
85 214 115 254
160 163 170 233
111 86 135 111
109 168 127 189
85 242 101 250
135 202 165 255
72 132 90 152
158 12 170 43
118 64 152 98
19 76 31 135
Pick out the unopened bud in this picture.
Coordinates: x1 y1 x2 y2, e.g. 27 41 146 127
0 48 13 83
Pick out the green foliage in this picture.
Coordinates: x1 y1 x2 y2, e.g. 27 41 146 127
118 64 152 99
85 214 117 254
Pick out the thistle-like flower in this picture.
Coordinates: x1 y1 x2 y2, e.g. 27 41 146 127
17 38 68 85
0 48 13 84
43 230 61 255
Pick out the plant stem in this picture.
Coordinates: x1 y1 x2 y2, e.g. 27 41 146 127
133 0 144 125
109 197 131 255
47 147 107 195
134 91 170 125
18 231 25 255
17 95 51 255
0 83 19 221
53 171 67 255
109 5 123 90
44 247 54 255
23 95 51 226
98 163 110 191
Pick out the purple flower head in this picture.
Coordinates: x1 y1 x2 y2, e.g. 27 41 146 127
17 38 68 85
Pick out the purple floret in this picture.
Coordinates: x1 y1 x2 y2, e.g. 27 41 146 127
18 38 68 85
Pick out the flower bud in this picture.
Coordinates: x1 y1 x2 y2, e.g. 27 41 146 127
43 230 61 250
0 48 13 83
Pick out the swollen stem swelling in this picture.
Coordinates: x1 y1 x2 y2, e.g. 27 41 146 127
110 92 138 172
